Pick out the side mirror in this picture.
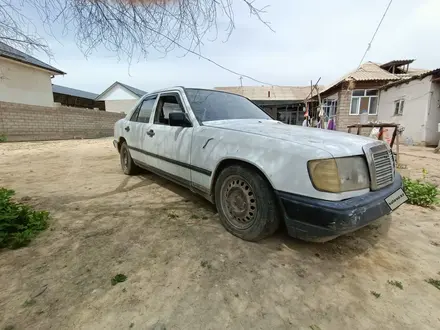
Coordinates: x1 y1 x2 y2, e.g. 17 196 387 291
169 112 192 127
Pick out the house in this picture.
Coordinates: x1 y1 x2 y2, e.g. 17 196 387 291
215 86 317 125
96 81 147 114
377 68 440 146
0 41 65 107
52 84 105 110
317 60 433 132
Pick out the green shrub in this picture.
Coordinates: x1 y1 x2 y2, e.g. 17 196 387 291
403 176 439 207
426 278 440 290
0 134 7 142
0 188 49 249
111 274 127 285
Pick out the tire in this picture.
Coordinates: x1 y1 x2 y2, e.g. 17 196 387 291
215 165 280 241
120 142 139 175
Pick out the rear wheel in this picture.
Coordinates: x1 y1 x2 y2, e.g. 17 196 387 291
215 165 280 241
120 142 139 175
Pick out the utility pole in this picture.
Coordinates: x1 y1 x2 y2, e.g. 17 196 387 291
239 76 244 96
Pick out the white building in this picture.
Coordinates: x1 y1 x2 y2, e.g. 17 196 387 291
377 69 440 146
96 81 147 114
0 42 64 107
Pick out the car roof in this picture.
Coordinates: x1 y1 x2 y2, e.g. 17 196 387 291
145 86 243 98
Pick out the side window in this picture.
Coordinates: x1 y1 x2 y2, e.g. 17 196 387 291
130 107 140 122
154 94 185 125
137 97 157 123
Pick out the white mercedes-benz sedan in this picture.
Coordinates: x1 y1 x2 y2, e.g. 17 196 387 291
114 87 407 242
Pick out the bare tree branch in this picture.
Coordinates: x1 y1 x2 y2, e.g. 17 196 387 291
0 0 52 57
0 0 272 63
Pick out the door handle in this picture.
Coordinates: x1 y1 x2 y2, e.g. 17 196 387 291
125 126 130 132
147 129 155 137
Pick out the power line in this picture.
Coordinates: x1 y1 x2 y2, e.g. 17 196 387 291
189 49 275 86
145 21 276 86
358 0 393 67
113 2 277 86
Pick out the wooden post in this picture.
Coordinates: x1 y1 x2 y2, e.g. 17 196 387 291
356 126 361 135
315 85 324 129
390 126 398 148
435 139 440 154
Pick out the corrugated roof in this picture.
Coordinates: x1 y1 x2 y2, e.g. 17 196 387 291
380 59 415 68
320 61 434 95
320 62 400 94
0 41 64 75
214 86 317 101
96 81 147 100
396 68 431 79
347 62 400 81
381 68 440 90
52 84 98 100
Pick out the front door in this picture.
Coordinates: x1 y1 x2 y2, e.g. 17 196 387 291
144 92 193 184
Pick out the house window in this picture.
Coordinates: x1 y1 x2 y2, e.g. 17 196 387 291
349 89 378 115
394 99 404 116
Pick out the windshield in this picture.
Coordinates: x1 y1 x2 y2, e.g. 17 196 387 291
184 89 271 122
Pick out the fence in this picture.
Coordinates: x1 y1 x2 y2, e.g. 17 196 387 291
0 101 124 142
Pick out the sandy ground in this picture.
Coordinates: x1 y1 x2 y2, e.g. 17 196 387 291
0 138 439 330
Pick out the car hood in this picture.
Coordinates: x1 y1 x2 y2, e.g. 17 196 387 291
202 119 377 158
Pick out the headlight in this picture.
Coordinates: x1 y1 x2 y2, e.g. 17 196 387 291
308 157 370 193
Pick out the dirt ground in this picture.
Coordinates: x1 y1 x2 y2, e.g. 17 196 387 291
0 138 439 330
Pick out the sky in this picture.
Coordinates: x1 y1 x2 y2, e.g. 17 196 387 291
24 0 440 95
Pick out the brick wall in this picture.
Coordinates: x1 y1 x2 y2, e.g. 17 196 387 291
0 101 124 142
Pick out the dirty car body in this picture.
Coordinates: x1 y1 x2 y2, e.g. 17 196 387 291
113 87 407 242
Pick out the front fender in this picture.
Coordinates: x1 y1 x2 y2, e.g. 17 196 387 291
190 126 337 200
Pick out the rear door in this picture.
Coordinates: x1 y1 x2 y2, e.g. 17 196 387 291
124 95 157 165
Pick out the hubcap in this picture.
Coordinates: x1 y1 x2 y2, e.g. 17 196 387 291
220 176 257 229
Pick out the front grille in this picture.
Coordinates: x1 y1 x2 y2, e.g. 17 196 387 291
364 143 395 190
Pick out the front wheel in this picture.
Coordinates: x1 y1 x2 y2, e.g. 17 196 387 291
215 165 280 241
120 142 139 175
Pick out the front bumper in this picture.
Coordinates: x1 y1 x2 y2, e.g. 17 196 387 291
276 174 403 241
113 139 118 149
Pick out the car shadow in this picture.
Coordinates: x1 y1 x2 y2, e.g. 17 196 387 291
138 171 217 212
260 216 392 263
140 169 391 262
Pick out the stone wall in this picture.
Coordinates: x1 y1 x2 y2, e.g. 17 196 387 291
0 101 124 142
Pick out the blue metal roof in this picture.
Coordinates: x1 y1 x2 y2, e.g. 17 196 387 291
52 84 99 100
0 41 65 74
